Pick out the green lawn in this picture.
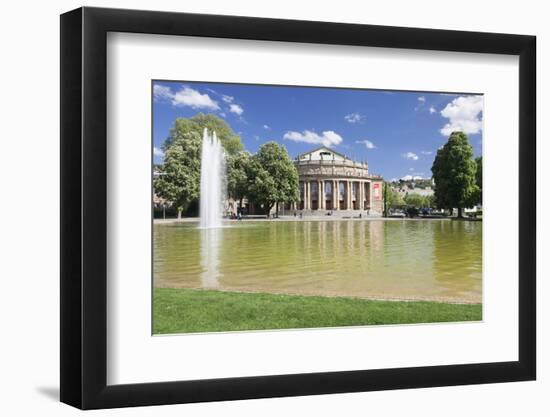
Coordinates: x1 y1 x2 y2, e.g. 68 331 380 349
153 287 482 334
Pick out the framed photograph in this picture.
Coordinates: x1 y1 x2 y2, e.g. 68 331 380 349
60 7 536 409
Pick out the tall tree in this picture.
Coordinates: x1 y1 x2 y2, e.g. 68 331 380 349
248 142 299 215
246 159 278 215
154 130 201 218
383 182 389 217
226 151 251 211
475 156 482 205
431 131 479 217
154 114 243 217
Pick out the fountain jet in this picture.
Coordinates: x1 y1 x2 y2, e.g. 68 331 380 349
199 128 225 228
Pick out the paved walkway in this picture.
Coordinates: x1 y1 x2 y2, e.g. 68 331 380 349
153 216 455 224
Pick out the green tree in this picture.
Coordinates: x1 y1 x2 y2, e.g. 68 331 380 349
404 193 427 208
389 190 405 209
383 183 390 217
383 183 405 216
475 156 482 205
154 114 243 217
248 142 299 216
226 151 251 210
431 131 479 217
163 113 243 155
246 159 278 215
154 130 201 218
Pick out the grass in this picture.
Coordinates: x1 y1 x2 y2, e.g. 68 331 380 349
153 288 482 334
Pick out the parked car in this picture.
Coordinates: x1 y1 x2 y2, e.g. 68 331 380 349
389 209 406 218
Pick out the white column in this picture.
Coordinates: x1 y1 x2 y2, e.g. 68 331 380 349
315 180 319 210
306 181 311 210
350 181 359 209
319 180 323 209
359 181 364 210
304 181 307 210
343 181 347 210
347 181 352 210
302 181 306 210
352 181 357 210
334 180 339 210
364 182 368 210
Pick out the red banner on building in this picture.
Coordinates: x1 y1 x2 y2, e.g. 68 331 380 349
373 183 381 200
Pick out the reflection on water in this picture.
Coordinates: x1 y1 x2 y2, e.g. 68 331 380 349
154 220 482 303
200 228 222 288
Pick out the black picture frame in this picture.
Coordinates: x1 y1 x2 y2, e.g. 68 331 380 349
60 6 536 410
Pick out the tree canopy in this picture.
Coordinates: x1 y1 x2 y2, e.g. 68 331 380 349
246 142 300 214
154 114 243 216
475 156 482 205
154 130 202 217
383 182 405 216
431 131 479 217
154 116 300 217
226 151 252 207
163 113 243 155
404 193 429 208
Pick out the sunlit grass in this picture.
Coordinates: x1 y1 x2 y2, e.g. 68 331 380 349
153 288 482 334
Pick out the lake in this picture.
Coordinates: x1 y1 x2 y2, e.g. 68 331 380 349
153 219 482 304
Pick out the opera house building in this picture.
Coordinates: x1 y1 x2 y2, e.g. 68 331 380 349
288 147 384 216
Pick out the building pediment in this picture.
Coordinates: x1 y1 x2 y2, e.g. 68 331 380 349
297 146 348 162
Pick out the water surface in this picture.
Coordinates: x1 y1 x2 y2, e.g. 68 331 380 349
154 220 482 303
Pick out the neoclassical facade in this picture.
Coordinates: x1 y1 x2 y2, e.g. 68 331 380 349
289 147 384 215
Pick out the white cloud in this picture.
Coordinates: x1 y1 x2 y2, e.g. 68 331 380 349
439 95 483 136
420 150 433 155
409 168 414 171
263 124 270 130
172 87 219 110
283 130 343 147
355 139 376 149
153 147 164 158
222 95 234 103
344 112 364 123
219 112 226 118
154 84 220 110
429 106 437 114
229 103 244 116
415 96 428 111
402 152 419 161
153 85 172 101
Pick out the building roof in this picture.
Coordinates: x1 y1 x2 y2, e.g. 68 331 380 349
296 146 350 161
293 146 384 180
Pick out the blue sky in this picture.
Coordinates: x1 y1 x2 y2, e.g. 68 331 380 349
153 81 483 181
